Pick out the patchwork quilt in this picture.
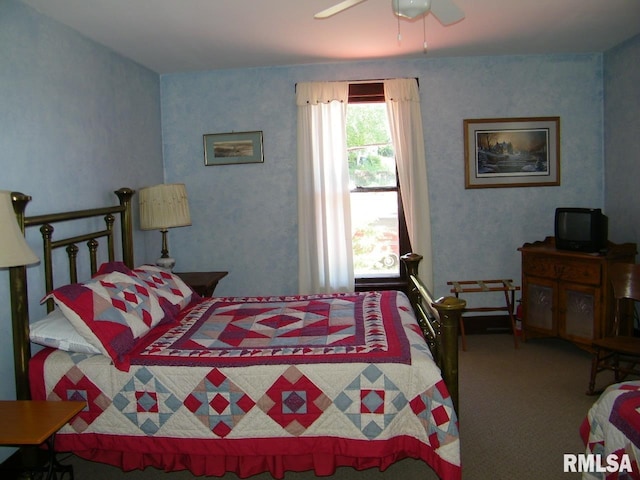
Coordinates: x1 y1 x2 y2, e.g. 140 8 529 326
30 290 460 479
581 381 640 479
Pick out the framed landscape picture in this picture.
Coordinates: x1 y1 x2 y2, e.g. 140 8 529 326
203 131 264 166
463 117 560 188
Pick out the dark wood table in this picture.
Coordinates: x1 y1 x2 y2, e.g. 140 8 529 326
175 271 228 297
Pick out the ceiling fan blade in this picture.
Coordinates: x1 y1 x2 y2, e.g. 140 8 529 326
429 0 464 25
314 0 368 19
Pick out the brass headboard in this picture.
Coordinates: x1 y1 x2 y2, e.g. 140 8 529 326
9 188 135 400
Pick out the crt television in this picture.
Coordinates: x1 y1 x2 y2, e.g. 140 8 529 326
554 208 608 253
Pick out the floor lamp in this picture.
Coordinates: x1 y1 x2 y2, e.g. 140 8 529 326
0 191 39 400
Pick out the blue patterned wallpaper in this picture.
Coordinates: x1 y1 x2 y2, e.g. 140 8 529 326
161 54 605 302
604 35 640 246
0 0 163 416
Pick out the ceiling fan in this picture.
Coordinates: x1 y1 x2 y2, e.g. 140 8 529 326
314 0 465 25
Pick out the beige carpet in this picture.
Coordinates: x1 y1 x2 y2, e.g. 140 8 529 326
59 334 606 479
458 334 599 479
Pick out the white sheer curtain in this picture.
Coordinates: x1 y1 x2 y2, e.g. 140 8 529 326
296 81 354 294
384 78 433 290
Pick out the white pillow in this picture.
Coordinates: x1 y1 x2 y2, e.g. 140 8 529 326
30 309 102 354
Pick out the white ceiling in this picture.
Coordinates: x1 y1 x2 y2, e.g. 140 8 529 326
20 0 640 74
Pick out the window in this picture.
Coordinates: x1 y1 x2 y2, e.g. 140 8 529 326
347 83 410 291
297 78 429 295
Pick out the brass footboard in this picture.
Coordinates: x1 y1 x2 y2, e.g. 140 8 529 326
401 253 465 414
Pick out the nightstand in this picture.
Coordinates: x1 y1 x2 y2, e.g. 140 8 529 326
0 400 85 480
175 271 228 297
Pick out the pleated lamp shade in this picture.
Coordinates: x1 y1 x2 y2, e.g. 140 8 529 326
139 183 191 231
0 190 38 268
139 183 191 270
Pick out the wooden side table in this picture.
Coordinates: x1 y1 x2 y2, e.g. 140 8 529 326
175 271 228 297
0 400 85 480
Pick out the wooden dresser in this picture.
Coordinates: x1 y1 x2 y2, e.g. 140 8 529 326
519 237 636 349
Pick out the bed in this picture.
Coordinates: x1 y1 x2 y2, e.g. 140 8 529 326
580 381 640 479
9 187 465 479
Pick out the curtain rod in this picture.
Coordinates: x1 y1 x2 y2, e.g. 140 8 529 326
295 77 419 90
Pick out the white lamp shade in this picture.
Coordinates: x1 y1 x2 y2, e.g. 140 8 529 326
0 190 38 268
139 183 191 231
393 0 431 18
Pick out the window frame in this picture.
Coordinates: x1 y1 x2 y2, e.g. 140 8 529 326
347 83 411 292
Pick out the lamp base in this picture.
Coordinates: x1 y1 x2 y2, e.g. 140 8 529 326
155 256 176 271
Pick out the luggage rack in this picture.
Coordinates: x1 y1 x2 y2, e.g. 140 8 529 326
448 279 520 350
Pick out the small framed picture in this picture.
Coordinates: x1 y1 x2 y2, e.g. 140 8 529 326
464 117 560 188
203 131 264 166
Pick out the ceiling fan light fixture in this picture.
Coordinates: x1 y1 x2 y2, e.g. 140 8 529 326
393 0 432 19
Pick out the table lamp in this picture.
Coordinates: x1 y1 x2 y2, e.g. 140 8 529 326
139 183 191 270
0 190 39 400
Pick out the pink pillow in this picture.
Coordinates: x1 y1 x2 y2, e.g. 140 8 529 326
94 261 133 276
42 272 168 371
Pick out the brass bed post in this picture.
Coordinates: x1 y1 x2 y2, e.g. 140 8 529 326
88 238 99 275
40 224 55 313
104 213 116 267
9 192 33 400
115 188 135 268
433 297 465 414
67 244 79 284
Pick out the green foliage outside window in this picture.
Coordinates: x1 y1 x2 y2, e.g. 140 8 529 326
346 104 395 188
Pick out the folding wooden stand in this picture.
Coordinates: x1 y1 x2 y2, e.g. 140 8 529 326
448 279 521 350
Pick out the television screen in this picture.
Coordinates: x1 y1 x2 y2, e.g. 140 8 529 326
557 212 591 241
554 208 608 253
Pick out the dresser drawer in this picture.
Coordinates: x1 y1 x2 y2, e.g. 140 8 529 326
555 260 601 285
522 255 555 278
522 255 601 285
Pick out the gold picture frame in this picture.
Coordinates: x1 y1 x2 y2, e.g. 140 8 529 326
464 117 560 188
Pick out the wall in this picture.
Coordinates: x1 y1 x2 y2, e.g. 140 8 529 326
604 34 640 248
161 54 604 304
0 1 163 460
